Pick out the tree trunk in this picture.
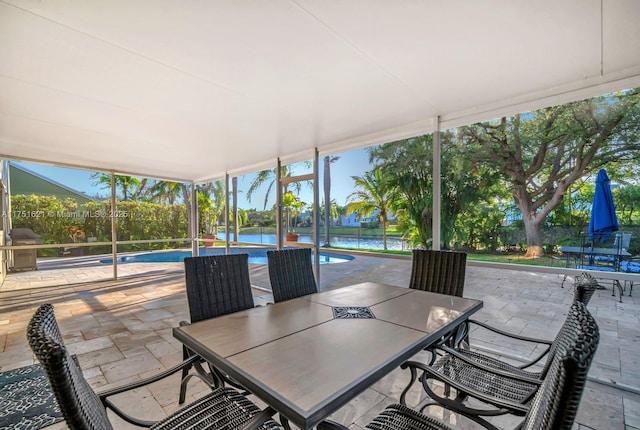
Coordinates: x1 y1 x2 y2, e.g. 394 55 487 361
232 177 238 242
522 216 544 258
511 178 565 258
181 184 192 242
323 156 331 246
418 206 432 249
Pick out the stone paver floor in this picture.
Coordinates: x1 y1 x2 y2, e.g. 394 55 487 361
1 252 639 429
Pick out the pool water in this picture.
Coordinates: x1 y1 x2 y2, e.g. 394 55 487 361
100 247 353 265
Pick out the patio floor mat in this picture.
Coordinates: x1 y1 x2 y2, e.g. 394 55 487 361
0 363 63 430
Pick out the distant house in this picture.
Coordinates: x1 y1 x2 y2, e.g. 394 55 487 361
8 162 94 204
340 209 392 227
340 213 362 226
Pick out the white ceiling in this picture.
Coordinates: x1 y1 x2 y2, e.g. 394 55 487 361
1 0 639 182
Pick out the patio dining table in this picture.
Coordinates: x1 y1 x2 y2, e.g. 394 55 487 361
560 245 631 270
172 281 483 429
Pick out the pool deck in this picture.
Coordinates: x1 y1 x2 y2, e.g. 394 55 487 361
1 252 639 429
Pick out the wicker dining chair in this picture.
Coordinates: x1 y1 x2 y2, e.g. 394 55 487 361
409 250 467 297
320 302 598 430
408 249 469 348
27 303 282 430
267 248 318 303
573 272 600 306
180 254 255 402
399 302 599 428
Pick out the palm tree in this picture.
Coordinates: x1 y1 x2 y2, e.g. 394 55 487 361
246 162 311 210
320 199 341 227
91 173 140 201
283 192 305 235
345 169 395 250
148 181 183 205
197 180 225 235
323 156 340 246
148 180 192 238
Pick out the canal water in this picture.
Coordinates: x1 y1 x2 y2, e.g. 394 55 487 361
215 233 406 251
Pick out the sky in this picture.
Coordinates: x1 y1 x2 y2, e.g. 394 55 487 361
13 147 374 209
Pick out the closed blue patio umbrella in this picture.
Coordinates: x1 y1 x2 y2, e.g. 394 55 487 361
588 168 619 243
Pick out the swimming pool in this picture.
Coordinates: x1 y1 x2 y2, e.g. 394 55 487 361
100 247 354 265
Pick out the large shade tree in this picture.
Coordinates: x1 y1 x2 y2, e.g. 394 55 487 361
461 89 640 257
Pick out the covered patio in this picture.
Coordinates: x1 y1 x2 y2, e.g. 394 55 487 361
2 2 640 429
2 1 640 269
1 255 639 429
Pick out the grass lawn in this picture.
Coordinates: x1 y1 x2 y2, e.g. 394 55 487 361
326 246 565 267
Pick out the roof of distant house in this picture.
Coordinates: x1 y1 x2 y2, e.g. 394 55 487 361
9 162 95 204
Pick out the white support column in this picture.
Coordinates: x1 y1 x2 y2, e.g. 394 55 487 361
110 171 118 279
191 182 198 257
232 176 238 242
432 116 441 250
225 173 230 254
313 148 320 283
276 159 283 250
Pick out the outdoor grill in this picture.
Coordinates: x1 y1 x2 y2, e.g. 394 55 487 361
10 228 42 271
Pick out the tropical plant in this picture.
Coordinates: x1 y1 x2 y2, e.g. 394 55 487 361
369 133 503 249
245 209 275 227
91 173 144 201
148 181 183 205
146 180 192 237
320 199 341 226
9 195 188 254
197 180 225 235
246 164 301 209
614 184 640 225
345 169 395 250
283 192 305 234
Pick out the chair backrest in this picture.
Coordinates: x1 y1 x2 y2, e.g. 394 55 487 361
541 302 590 377
267 248 317 303
183 254 254 323
613 233 632 251
573 272 599 306
27 303 113 430
408 250 467 296
520 302 599 430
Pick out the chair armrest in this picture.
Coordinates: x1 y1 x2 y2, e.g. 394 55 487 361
437 345 542 384
98 355 201 427
379 403 502 430
402 359 532 415
467 319 552 369
467 319 552 345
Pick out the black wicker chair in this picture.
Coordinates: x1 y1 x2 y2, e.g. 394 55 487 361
27 303 282 430
267 248 318 303
573 272 599 306
180 254 256 402
409 249 468 348
399 302 599 428
323 302 598 430
409 250 467 297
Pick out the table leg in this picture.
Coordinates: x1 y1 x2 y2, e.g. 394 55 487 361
613 280 624 303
